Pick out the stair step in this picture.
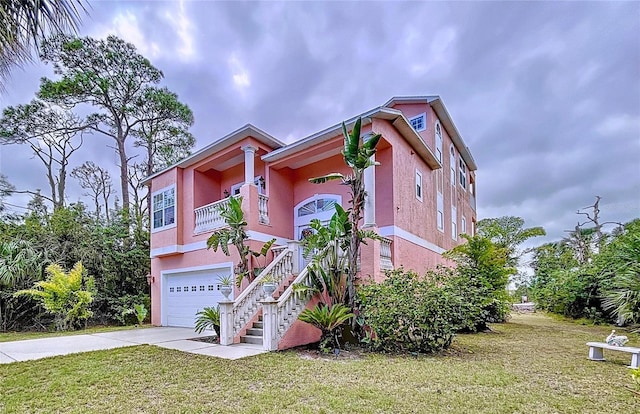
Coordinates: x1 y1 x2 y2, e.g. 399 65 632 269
253 322 263 329
241 335 263 345
246 328 263 336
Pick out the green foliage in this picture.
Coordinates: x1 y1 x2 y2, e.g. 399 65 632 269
194 306 220 335
358 269 467 353
206 196 274 286
477 216 545 266
298 205 351 306
308 117 382 311
298 303 354 352
122 303 148 325
0 204 150 330
0 0 86 89
445 234 514 329
532 219 640 324
15 262 95 331
600 219 640 329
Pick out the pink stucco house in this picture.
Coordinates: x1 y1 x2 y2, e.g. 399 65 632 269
142 95 477 350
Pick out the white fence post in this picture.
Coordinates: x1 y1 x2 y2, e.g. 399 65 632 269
287 240 300 274
261 299 279 351
218 301 234 346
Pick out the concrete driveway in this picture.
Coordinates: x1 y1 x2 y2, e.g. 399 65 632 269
0 327 265 364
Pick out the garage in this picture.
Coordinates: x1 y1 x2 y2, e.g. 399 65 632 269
163 266 233 328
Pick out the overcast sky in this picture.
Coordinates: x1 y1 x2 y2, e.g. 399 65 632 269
0 0 638 247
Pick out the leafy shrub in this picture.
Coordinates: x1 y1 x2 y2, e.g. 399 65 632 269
194 306 220 335
122 303 148 325
358 269 468 353
15 262 95 331
298 303 354 352
101 293 150 325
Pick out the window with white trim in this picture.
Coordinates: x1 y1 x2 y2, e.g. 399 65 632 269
415 170 423 201
459 159 467 190
435 122 443 163
461 216 467 235
152 186 176 231
409 113 426 132
451 206 457 240
437 192 444 232
450 145 456 186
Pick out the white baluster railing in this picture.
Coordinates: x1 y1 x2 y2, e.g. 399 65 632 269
273 264 315 344
258 194 269 224
193 198 231 234
232 248 293 336
380 237 393 271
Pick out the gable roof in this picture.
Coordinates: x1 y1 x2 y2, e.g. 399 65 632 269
140 124 284 185
383 96 477 170
262 106 442 170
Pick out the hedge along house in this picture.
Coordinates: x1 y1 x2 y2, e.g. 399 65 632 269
141 96 478 350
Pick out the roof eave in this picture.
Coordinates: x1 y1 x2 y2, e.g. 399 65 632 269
141 124 284 185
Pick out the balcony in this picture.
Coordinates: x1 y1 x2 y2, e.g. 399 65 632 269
194 195 270 235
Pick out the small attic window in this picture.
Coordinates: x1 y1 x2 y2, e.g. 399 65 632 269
409 113 426 132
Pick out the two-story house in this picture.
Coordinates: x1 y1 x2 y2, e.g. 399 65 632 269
142 95 477 350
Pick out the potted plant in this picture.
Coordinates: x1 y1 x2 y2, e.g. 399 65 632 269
261 273 278 299
218 274 233 300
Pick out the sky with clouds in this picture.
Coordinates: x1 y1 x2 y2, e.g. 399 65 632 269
0 0 638 247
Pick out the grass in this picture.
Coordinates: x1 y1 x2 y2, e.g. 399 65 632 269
0 324 151 343
1 313 638 413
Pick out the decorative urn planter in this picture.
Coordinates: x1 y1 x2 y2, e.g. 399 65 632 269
220 284 233 300
262 282 277 300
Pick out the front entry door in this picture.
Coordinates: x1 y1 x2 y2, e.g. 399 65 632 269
294 194 341 270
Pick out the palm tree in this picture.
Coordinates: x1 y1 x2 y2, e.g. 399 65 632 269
0 0 87 88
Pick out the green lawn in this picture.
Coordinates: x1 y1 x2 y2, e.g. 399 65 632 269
1 313 637 413
0 324 150 343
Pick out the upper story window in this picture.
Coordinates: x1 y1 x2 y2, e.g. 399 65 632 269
436 192 444 232
451 206 458 240
435 122 443 163
450 145 456 186
461 216 467 235
152 186 176 231
415 170 423 202
409 113 426 132
459 159 467 190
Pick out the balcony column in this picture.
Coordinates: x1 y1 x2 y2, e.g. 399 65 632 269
363 152 376 227
241 145 257 185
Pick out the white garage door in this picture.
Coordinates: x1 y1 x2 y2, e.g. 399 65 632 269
165 267 233 328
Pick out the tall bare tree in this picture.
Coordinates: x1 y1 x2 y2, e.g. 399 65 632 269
71 161 113 221
0 99 87 209
38 35 192 230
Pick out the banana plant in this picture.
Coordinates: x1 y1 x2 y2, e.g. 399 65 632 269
206 196 275 287
309 117 382 310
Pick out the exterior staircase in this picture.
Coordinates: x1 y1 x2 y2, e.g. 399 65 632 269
241 315 263 345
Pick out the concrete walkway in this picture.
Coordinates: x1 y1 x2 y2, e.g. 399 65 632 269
0 327 266 364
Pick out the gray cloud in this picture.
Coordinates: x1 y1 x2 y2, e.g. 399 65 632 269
1 0 638 245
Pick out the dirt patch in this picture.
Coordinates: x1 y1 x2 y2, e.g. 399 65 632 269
188 336 219 344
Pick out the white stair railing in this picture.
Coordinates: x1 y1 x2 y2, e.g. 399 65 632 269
274 265 314 341
193 198 231 234
232 247 294 336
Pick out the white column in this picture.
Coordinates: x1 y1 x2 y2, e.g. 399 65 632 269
218 301 234 346
260 299 278 351
364 153 376 227
241 145 257 185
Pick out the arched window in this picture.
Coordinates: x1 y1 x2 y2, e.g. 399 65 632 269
435 122 443 163
295 195 341 218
